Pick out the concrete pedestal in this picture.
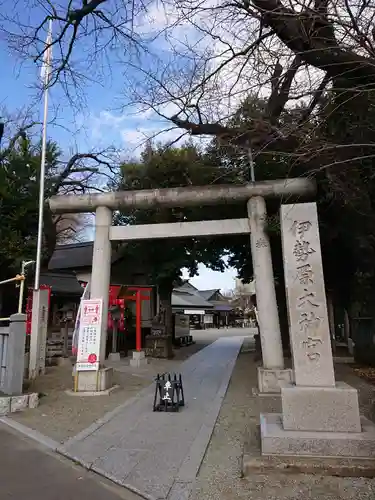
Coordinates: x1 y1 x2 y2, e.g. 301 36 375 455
130 350 148 368
260 380 375 457
260 413 375 458
108 352 121 362
76 367 113 392
281 382 361 433
258 368 294 393
57 356 73 367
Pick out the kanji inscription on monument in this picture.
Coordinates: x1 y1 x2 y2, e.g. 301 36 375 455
280 203 335 387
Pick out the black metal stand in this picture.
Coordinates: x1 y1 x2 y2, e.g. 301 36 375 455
153 373 185 412
176 335 195 347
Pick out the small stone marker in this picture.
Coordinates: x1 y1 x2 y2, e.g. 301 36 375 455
153 373 185 412
280 202 335 387
151 312 166 337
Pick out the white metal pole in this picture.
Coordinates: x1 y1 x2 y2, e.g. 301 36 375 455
29 21 52 380
34 84 49 291
248 146 255 182
34 20 52 291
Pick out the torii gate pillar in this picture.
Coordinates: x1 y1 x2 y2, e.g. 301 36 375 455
248 197 293 393
75 206 114 393
91 206 112 365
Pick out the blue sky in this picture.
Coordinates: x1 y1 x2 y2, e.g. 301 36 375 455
0 2 238 292
0 0 189 154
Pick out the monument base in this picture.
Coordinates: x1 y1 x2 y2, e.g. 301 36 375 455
145 334 173 358
242 450 375 478
282 382 361 433
130 350 148 368
107 352 121 362
57 356 73 367
258 368 294 393
260 413 375 458
76 367 113 392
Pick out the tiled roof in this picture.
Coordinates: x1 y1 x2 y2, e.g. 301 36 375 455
177 281 199 292
40 272 83 295
48 241 123 271
173 283 229 310
172 289 213 309
198 289 220 301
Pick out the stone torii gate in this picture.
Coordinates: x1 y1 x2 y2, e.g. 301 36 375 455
47 178 314 393
46 177 375 464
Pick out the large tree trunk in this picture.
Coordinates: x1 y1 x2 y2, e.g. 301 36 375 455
158 284 174 342
252 0 375 86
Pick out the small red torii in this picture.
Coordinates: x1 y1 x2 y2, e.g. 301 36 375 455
26 283 153 353
115 285 152 352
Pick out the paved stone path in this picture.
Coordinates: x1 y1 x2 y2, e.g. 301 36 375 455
60 336 244 500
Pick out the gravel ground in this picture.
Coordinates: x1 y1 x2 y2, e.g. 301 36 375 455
190 352 375 500
10 342 206 444
11 363 151 443
8 330 246 444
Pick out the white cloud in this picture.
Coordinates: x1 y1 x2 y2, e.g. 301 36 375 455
75 103 188 153
90 110 128 140
82 0 314 156
136 0 194 47
80 2 257 149
129 0 318 132
120 125 186 153
125 0 254 125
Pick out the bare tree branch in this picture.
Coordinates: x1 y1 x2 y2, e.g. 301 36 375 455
251 0 375 84
298 73 330 124
266 55 302 122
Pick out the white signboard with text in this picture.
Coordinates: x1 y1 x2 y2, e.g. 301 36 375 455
76 299 102 371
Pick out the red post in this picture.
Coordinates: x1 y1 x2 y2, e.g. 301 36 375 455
136 289 142 351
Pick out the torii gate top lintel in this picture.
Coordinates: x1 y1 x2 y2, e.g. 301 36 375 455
49 178 316 214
